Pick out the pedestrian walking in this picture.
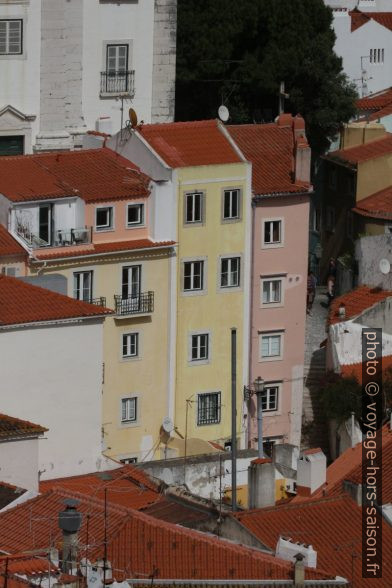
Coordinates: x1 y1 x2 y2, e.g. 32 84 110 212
326 258 336 306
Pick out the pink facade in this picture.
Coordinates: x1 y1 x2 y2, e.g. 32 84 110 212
248 195 309 448
86 197 150 244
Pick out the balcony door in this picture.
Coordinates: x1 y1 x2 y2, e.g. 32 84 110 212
73 271 93 302
122 265 141 313
106 44 129 93
39 204 52 245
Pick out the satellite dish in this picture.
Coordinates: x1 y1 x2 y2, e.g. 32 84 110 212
162 416 174 434
379 258 391 275
129 108 138 128
218 105 229 123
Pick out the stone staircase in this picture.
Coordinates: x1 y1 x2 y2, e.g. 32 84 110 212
301 287 330 457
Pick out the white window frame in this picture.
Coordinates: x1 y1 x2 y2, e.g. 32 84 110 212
0 19 23 56
126 203 144 227
184 191 204 225
261 275 285 307
122 332 140 360
119 456 138 464
220 256 241 289
261 382 281 413
182 258 206 295
197 391 221 426
73 270 93 302
120 396 139 426
95 206 114 231
262 218 284 249
259 331 284 362
189 331 210 364
222 188 241 222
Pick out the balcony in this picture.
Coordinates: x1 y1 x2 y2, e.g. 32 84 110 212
54 227 92 247
114 291 154 316
100 71 135 97
90 297 107 307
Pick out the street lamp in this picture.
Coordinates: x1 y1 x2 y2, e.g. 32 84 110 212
244 376 265 458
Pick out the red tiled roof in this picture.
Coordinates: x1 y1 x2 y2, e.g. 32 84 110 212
0 482 26 510
0 148 150 203
350 10 392 32
0 489 333 582
0 275 113 327
0 554 58 576
341 355 392 382
356 88 392 111
235 494 392 587
328 286 392 325
0 413 47 439
0 226 26 257
352 186 392 220
141 496 212 526
138 120 242 168
40 464 161 510
327 133 392 165
34 239 176 261
228 121 310 195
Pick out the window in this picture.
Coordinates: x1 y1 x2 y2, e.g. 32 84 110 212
220 257 240 288
197 392 221 425
121 397 137 423
122 265 141 299
185 192 203 224
73 271 93 302
122 333 139 358
107 44 128 73
223 189 240 220
370 48 384 64
183 260 204 291
39 205 52 245
312 207 321 232
262 278 282 304
326 206 335 232
191 333 209 361
260 332 283 360
127 203 144 227
263 219 282 246
120 457 138 464
0 20 22 55
261 384 280 412
96 207 113 230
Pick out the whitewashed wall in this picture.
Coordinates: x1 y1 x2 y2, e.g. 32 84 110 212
0 319 106 479
0 437 39 491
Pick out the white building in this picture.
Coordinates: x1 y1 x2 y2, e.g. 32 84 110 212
324 1 392 96
0 0 177 155
0 274 114 479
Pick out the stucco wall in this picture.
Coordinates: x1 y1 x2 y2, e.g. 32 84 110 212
0 319 105 479
357 156 392 201
0 437 39 491
356 234 392 289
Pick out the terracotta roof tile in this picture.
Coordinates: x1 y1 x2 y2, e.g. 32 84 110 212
0 482 26 510
34 239 176 261
327 133 392 165
0 226 27 257
0 413 47 439
350 10 392 32
328 286 392 325
235 494 392 587
40 464 161 510
352 186 392 220
0 489 333 582
356 87 392 111
228 121 309 195
138 120 242 168
0 275 113 327
341 355 392 383
0 148 150 203
0 554 58 576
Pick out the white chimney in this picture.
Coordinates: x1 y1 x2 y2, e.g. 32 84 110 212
276 536 317 569
296 449 326 496
248 458 275 509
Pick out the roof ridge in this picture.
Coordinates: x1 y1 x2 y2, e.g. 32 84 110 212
236 493 352 518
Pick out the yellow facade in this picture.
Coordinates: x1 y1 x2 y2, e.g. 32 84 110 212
28 247 173 462
174 162 251 448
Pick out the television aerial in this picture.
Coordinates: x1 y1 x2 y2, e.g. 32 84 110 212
379 258 391 275
162 416 174 434
218 104 229 123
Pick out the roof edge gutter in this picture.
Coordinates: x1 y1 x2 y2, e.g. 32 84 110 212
0 314 112 331
253 189 313 203
125 580 348 586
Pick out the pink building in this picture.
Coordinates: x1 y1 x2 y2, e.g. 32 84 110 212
229 115 311 450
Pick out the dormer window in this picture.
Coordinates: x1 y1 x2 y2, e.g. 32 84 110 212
96 206 114 231
127 203 144 227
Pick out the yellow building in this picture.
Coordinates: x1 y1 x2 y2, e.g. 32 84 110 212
109 120 252 452
0 149 175 463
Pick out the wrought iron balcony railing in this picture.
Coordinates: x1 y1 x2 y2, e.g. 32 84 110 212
100 71 135 96
114 291 154 316
90 297 107 307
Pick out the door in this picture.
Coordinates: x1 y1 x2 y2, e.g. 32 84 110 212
39 205 52 245
106 44 128 92
122 265 141 311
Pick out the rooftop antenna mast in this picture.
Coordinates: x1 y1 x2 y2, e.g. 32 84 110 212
278 81 289 115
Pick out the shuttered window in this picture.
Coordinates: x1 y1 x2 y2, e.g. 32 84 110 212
0 20 22 55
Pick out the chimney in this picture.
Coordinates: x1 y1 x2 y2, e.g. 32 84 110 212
293 116 311 184
294 553 305 587
58 498 83 573
276 536 317 569
273 443 299 470
248 458 275 509
296 449 326 497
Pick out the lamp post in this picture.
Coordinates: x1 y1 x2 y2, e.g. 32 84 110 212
244 376 265 458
